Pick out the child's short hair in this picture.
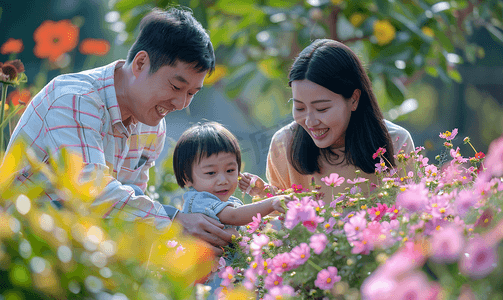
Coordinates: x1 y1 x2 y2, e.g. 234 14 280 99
173 121 241 188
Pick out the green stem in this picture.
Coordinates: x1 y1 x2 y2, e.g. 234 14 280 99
467 141 477 154
306 258 322 272
0 83 9 153
0 104 24 130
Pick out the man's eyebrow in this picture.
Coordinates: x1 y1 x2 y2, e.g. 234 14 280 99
293 99 332 104
174 75 202 90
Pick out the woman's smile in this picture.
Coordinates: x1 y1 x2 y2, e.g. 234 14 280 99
309 128 329 139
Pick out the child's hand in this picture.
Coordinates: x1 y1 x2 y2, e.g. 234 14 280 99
271 194 293 214
238 172 266 197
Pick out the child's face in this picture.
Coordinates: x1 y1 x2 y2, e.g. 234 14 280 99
186 152 239 202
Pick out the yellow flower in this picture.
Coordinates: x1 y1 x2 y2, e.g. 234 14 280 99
421 26 434 37
223 287 255 300
331 0 343 5
373 20 396 46
3 103 8 111
204 64 227 85
0 139 26 196
45 148 107 205
350 13 365 27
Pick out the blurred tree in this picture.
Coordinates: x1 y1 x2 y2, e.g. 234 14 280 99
113 0 503 122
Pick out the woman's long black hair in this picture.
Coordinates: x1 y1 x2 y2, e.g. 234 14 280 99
288 39 395 174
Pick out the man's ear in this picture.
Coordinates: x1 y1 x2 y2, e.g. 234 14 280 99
351 89 361 111
131 50 150 78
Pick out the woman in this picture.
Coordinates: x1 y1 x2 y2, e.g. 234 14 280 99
240 39 414 202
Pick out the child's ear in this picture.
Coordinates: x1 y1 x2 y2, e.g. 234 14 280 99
184 180 193 187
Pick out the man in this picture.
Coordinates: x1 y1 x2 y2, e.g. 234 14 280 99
5 7 233 254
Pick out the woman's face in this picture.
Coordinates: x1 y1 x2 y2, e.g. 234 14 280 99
291 79 359 149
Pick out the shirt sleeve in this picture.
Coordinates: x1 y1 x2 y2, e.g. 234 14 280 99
181 190 234 222
266 126 292 190
385 120 415 155
43 93 172 230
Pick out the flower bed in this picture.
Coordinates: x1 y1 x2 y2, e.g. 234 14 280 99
214 131 503 300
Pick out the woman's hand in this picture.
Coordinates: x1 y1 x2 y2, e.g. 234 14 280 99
238 172 267 197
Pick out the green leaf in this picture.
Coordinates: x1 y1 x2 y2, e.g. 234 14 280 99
375 0 391 15
425 66 438 77
215 0 259 16
392 12 432 43
258 58 283 79
224 63 257 99
384 76 406 105
485 23 503 47
433 28 454 53
114 0 150 13
447 69 462 83
265 0 298 7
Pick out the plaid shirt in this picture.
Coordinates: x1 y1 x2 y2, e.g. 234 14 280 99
7 60 172 229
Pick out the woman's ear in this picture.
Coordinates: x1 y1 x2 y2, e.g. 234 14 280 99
351 89 361 111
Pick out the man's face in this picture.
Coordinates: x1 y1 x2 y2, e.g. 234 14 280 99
125 57 207 126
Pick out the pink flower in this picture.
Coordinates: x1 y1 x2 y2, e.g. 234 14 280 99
386 204 399 220
484 135 503 178
439 128 458 141
373 147 387 159
314 266 341 290
330 194 346 208
322 217 337 234
459 237 497 279
290 243 311 267
344 211 367 241
219 266 236 286
321 173 345 187
272 252 294 274
246 213 262 233
348 177 366 185
375 158 388 173
301 208 325 232
309 233 328 255
264 272 283 289
176 245 185 254
361 271 397 300
249 233 269 257
263 285 295 300
166 240 178 248
367 203 388 221
430 225 464 263
394 271 433 300
284 196 314 229
238 236 251 254
243 268 257 291
351 239 372 255
396 183 429 213
424 164 438 179
450 147 468 164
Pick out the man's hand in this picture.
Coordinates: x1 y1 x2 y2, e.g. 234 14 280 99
174 212 233 256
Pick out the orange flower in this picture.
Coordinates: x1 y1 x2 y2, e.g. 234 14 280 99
33 20 79 62
79 38 111 56
8 89 31 106
1 38 24 55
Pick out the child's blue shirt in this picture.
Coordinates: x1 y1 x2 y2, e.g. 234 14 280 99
181 187 244 230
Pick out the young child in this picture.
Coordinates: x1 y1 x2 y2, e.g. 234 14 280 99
173 121 289 228
172 121 290 294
